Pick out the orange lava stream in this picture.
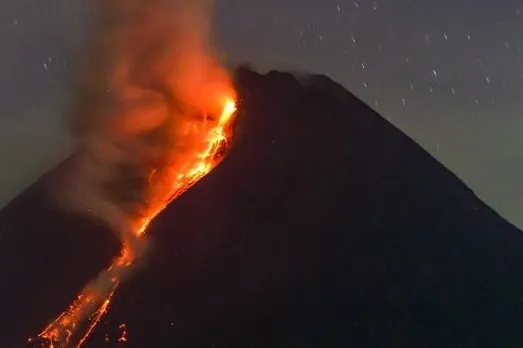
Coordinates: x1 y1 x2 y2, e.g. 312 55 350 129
32 99 237 348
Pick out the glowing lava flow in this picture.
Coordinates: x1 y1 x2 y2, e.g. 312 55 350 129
32 98 237 348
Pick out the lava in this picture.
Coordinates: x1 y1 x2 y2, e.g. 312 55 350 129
20 0 242 345
31 99 237 347
26 0 237 345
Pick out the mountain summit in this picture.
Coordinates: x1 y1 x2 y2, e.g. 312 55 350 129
2 67 522 347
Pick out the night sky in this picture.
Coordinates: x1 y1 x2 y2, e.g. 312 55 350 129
1 0 522 228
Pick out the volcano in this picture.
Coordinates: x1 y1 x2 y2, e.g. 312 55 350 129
1 67 522 348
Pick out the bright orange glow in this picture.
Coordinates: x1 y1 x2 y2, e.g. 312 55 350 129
117 324 128 343
29 0 238 345
35 98 237 347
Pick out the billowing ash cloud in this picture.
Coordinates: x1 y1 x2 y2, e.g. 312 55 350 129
54 0 233 244
37 0 235 344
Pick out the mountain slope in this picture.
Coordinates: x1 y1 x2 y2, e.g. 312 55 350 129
0 159 120 346
101 67 523 347
2 67 522 347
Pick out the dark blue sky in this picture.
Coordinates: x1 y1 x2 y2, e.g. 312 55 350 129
0 0 522 228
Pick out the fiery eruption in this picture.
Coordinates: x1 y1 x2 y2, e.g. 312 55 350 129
30 0 237 346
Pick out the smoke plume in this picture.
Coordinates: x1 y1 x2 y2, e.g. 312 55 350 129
58 0 233 242
38 0 236 345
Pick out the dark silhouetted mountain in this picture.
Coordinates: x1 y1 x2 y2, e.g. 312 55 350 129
2 67 523 347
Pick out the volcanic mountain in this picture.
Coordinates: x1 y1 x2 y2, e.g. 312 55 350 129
1 67 522 347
